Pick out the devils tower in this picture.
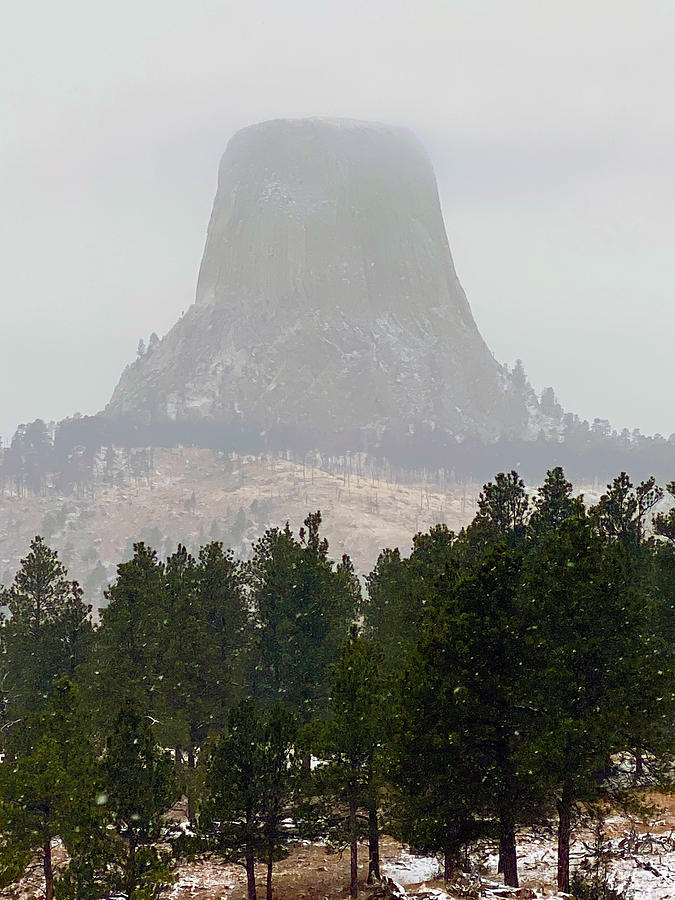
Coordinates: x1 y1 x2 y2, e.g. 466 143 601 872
106 118 528 442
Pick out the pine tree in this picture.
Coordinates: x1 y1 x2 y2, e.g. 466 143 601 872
155 543 250 822
590 472 662 549
653 480 675 545
393 544 536 887
259 706 301 900
522 472 669 892
589 473 670 776
390 647 481 883
249 513 359 722
647 525 675 762
0 537 92 724
102 699 177 898
199 701 300 900
0 681 99 900
539 387 563 420
472 470 530 544
364 525 455 680
154 544 205 815
528 466 584 540
87 542 165 728
197 540 251 716
312 627 384 896
2 420 53 496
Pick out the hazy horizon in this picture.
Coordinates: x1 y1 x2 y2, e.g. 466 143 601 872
2 0 674 444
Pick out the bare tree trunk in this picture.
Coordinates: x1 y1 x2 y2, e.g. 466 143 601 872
246 854 257 900
43 837 54 900
266 858 273 900
557 781 573 894
496 736 518 888
443 849 456 882
367 797 380 883
127 837 136 899
634 749 644 778
499 821 518 888
349 788 359 897
187 744 196 822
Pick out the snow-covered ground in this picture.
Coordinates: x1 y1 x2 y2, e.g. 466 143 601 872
380 814 675 900
382 849 440 885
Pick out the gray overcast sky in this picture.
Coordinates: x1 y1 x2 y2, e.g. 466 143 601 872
2 0 673 445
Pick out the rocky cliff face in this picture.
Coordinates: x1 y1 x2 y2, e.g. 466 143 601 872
106 118 525 440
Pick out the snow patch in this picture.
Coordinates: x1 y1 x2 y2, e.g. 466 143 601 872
382 850 440 885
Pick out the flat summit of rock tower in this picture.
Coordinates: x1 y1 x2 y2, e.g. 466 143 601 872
107 117 525 441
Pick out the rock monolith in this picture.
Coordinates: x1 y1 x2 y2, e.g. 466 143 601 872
106 118 525 441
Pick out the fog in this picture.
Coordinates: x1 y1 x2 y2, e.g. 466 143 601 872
2 0 673 444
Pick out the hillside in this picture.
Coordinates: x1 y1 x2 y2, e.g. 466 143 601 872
0 447 509 602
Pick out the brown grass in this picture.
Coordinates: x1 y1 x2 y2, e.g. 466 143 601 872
169 838 406 900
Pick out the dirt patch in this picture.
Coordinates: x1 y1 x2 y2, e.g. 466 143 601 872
169 839 405 900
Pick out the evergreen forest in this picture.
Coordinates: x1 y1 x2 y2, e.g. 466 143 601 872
0 468 673 900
